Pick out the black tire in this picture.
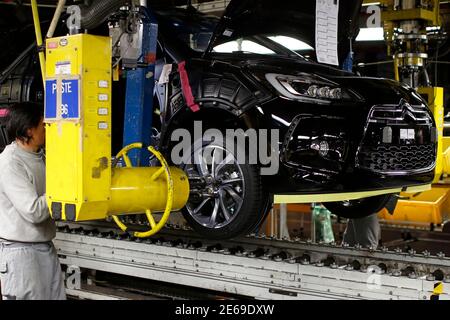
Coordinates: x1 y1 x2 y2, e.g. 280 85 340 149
180 136 264 240
323 194 393 219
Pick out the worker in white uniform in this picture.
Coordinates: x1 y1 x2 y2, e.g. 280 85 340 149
0 102 66 300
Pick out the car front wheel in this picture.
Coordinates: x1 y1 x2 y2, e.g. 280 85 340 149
180 137 265 240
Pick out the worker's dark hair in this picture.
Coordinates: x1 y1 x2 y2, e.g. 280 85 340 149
5 102 44 144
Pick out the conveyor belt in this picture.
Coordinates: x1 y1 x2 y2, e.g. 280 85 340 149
55 222 450 300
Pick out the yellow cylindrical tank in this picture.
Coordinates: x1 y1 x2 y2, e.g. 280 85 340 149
108 167 190 215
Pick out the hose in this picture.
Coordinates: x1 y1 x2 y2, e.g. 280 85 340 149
79 0 129 30
46 0 66 38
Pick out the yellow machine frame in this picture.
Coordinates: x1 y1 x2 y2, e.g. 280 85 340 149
44 33 189 237
29 0 190 238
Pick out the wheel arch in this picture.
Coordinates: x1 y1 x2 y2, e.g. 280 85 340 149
160 103 263 157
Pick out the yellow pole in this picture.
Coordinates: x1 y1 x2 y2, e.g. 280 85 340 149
393 56 400 82
31 0 46 86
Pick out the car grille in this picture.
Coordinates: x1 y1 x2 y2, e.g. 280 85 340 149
368 102 433 125
356 100 436 174
358 144 435 173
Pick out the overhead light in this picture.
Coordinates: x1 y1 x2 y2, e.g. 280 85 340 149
356 28 384 41
269 36 314 51
214 40 275 54
362 2 381 6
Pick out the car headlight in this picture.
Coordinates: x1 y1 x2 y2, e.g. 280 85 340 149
265 73 360 104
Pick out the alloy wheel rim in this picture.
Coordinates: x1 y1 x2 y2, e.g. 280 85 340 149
184 144 246 229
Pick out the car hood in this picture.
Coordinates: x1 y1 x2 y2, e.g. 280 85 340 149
227 55 427 106
206 0 363 63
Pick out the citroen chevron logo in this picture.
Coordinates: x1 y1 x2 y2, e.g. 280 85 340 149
399 99 417 121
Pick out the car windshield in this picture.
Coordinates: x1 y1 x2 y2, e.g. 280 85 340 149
156 9 315 60
174 28 314 59
213 35 314 57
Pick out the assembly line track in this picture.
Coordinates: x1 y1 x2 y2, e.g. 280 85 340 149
54 222 450 300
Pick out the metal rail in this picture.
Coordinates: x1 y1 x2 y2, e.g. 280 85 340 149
55 223 450 300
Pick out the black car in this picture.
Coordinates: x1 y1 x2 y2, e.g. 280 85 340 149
0 0 437 240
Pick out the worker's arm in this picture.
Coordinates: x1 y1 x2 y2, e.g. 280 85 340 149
1 162 50 224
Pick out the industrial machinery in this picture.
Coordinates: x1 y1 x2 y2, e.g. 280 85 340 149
27 0 437 241
36 0 190 238
381 0 444 182
56 221 450 300
17 0 450 301
373 0 450 228
382 0 441 88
